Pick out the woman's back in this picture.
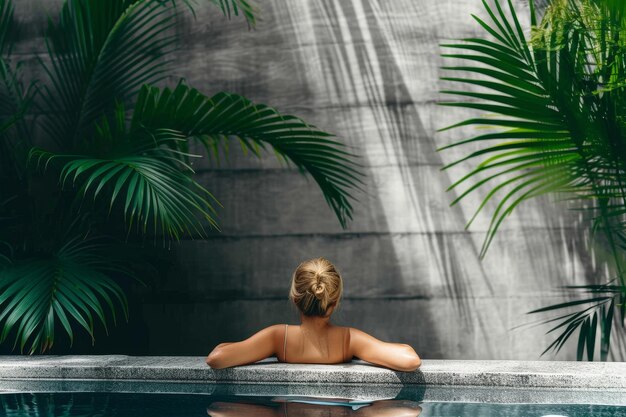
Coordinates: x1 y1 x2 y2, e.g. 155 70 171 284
206 257 421 371
278 324 351 364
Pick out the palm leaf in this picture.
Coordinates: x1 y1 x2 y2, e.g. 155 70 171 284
0 0 15 57
210 0 256 27
0 0 37 244
528 282 624 360
31 81 362 233
439 0 595 255
0 0 35 168
38 0 179 150
440 0 626 360
0 236 130 353
130 81 364 228
29 136 221 241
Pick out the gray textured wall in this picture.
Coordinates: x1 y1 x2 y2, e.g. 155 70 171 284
14 0 626 360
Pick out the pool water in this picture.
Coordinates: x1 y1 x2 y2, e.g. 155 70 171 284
1 391 624 417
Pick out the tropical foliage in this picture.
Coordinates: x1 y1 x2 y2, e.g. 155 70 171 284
0 0 362 353
439 0 626 360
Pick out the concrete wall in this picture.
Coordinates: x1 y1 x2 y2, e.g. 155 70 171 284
11 0 626 360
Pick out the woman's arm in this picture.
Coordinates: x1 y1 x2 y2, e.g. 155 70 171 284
206 325 281 369
207 402 279 417
348 328 421 372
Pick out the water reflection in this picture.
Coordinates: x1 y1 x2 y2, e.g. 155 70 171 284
1 390 625 417
207 398 422 417
1 392 422 417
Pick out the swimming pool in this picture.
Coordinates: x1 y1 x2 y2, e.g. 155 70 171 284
0 357 625 417
1 385 625 417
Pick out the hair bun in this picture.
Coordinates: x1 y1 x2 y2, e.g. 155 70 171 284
311 282 325 296
290 257 343 317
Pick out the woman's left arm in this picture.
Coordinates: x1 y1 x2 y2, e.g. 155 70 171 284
205 325 281 369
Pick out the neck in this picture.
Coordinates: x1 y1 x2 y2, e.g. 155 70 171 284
300 314 331 329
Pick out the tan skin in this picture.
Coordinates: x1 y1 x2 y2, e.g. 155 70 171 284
206 305 421 372
206 400 422 417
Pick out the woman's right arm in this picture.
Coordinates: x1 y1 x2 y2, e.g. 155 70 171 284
348 327 421 372
205 325 280 369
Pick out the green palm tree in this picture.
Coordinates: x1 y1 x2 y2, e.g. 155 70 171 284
0 0 363 353
439 0 626 360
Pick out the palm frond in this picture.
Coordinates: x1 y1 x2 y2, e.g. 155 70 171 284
0 0 15 57
38 0 179 150
440 46 578 258
0 0 37 237
0 236 130 353
0 0 35 164
28 132 221 242
440 0 626 255
32 81 362 233
440 0 626 360
130 81 364 228
528 282 624 360
209 0 256 27
0 61 32 137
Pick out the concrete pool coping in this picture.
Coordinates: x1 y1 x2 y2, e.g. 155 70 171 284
1 356 626 406
0 356 625 389
2 380 626 406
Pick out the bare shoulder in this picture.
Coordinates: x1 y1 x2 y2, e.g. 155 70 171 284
267 324 286 331
255 324 284 335
266 323 285 339
337 326 352 362
342 327 421 371
346 326 382 341
250 324 285 346
343 327 382 352
339 325 352 341
344 327 395 356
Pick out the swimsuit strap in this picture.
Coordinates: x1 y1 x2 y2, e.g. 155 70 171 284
283 324 288 362
342 327 345 362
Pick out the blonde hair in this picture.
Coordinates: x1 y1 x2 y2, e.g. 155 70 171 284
289 257 343 317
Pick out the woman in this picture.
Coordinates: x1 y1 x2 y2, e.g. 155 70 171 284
206 257 421 372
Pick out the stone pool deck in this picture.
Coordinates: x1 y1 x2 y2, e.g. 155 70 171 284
0 356 625 389
1 357 626 405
